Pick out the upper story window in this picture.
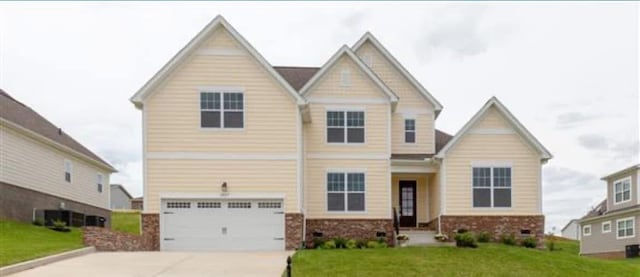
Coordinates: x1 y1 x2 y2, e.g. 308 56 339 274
405 119 416 143
327 111 365 144
64 160 72 183
472 167 511 208
340 69 351 87
613 177 631 204
97 173 103 193
327 172 365 212
617 217 635 239
200 91 244 129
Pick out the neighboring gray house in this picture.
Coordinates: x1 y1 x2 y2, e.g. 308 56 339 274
561 219 580 240
580 164 640 258
110 184 133 210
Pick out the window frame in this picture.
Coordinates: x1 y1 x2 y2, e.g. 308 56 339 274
404 118 416 144
326 109 366 144
96 173 103 193
616 217 635 240
471 165 513 209
613 177 632 205
64 160 72 183
583 224 592 236
199 90 245 130
602 221 611 234
325 171 367 213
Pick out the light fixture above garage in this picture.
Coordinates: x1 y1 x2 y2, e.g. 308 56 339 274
221 182 228 196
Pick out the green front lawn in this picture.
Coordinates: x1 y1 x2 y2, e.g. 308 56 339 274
291 240 640 276
111 211 141 235
0 220 84 267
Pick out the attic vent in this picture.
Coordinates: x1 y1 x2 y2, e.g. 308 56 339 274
58 128 62 135
340 69 351 87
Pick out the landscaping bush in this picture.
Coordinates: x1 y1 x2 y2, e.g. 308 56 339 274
312 237 325 249
334 237 347 249
32 218 44 226
322 240 336 249
501 233 517 246
434 233 449 242
546 232 556 251
522 237 537 248
50 219 70 232
367 241 379 248
454 232 478 248
356 240 368 249
476 231 491 243
346 239 358 249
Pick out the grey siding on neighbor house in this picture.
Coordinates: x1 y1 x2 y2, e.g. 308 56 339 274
110 186 131 209
561 220 580 240
580 212 640 255
607 170 639 213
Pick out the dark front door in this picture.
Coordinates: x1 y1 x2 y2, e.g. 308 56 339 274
399 181 417 227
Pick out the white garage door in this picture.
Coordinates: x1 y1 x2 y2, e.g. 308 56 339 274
160 199 284 251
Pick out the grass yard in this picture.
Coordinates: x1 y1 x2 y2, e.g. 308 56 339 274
0 220 84 267
290 240 640 276
111 210 141 235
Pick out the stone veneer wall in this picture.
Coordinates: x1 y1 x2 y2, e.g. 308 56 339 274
141 213 160 251
83 213 160 251
285 213 304 250
305 219 395 248
440 215 545 244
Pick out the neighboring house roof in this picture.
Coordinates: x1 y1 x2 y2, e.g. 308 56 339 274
273 66 320 91
600 164 640 180
110 184 133 200
560 219 579 232
131 197 143 201
0 89 116 172
130 15 306 108
352 32 444 116
435 129 454 153
298 45 399 104
435 97 553 161
581 199 607 220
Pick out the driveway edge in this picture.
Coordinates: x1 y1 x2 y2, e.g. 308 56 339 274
0 246 95 276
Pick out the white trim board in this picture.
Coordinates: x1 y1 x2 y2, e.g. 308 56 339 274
146 152 297 160
306 153 388 160
159 192 286 200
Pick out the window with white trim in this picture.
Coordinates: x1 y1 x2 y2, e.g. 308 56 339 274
200 91 244 128
613 177 631 204
405 119 416 143
583 225 591 236
327 172 365 212
327 111 365 143
472 167 511 208
97 173 103 193
617 217 635 239
602 221 611 233
340 69 351 87
64 160 72 183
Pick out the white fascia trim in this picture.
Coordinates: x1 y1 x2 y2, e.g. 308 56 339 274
299 45 398 103
387 104 392 218
391 165 437 174
142 107 148 214
147 152 297 160
197 47 245 56
352 32 443 114
159 192 286 200
130 15 305 107
307 97 388 104
468 128 515 135
599 164 640 180
306 153 389 160
435 97 553 161
440 160 447 214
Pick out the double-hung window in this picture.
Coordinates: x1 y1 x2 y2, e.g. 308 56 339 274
200 91 244 128
405 119 416 143
613 177 631 204
64 160 72 183
583 225 592 236
617 217 635 239
327 111 365 143
327 172 365 212
472 167 512 208
97 174 103 193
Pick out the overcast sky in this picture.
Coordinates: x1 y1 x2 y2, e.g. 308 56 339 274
1 2 638 233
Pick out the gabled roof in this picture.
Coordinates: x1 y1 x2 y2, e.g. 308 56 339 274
560 219 579 232
600 164 640 180
273 66 320 91
352 32 443 116
130 15 305 108
110 184 133 200
299 45 399 103
435 97 553 161
0 89 116 172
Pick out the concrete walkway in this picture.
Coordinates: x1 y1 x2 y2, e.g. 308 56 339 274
9 251 293 277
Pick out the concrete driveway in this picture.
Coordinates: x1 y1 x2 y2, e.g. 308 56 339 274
10 251 293 277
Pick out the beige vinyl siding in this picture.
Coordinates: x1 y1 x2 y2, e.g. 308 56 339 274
428 173 441 220
146 159 297 213
606 170 639 212
355 41 435 154
444 106 541 215
145 27 298 153
307 56 390 100
474 108 510 129
580 213 640 255
0 124 110 209
305 159 390 219
391 174 430 225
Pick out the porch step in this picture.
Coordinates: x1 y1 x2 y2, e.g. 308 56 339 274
399 230 437 245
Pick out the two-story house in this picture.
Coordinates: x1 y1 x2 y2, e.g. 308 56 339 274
580 164 640 258
0 89 116 227
130 16 552 251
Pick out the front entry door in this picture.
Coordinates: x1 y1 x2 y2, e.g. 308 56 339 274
399 181 417 227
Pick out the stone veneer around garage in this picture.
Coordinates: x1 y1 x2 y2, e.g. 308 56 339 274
440 215 545 244
305 219 395 248
285 213 304 250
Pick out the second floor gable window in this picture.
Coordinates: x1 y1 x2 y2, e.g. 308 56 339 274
200 91 244 129
405 119 416 143
64 160 72 183
614 177 631 204
327 111 365 144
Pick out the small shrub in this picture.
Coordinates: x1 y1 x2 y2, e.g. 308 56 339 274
322 240 336 249
334 237 347 249
377 237 387 244
476 231 491 243
346 239 358 249
366 240 389 248
356 240 368 249
522 237 537 248
50 219 70 232
32 218 44 226
546 232 557 251
454 232 478 248
501 233 517 246
312 237 325 249
434 233 449 242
